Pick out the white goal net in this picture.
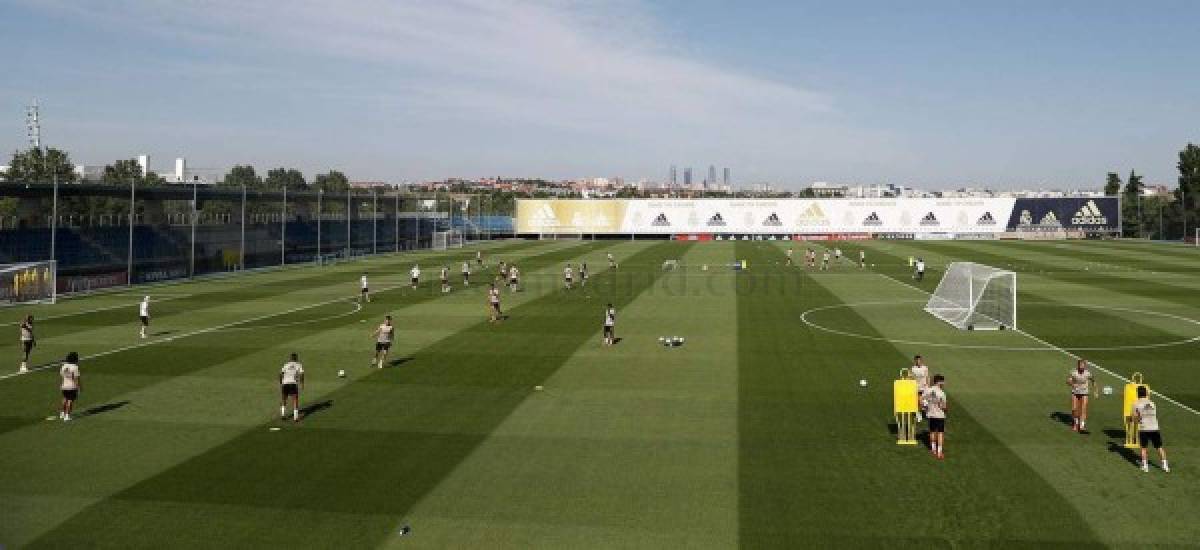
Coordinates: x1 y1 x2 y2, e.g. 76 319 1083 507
0 261 57 306
924 262 1015 330
432 230 464 250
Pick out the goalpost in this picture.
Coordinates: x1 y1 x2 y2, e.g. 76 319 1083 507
0 261 57 306
924 262 1015 331
432 230 464 251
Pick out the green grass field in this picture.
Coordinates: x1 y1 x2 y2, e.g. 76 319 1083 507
2 238 1199 548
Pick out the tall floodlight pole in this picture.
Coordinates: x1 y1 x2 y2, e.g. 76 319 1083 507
281 186 287 265
346 190 351 258
317 189 322 264
190 183 197 277
372 189 378 255
127 179 136 284
240 185 246 270
50 174 58 266
394 193 400 252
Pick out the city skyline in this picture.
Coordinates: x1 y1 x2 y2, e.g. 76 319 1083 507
1 1 1197 188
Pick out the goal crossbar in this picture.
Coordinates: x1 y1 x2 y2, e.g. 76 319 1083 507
924 262 1015 331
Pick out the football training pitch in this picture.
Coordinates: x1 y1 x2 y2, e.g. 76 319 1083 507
2 238 1199 548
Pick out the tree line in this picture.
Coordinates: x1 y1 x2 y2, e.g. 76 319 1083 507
1104 143 1200 239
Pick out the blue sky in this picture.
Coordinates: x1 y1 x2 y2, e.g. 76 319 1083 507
1 0 1196 188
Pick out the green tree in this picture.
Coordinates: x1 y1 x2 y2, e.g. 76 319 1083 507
1104 172 1121 196
264 168 307 191
313 170 350 193
101 159 165 186
1121 170 1145 237
219 165 262 188
3 147 78 183
1175 143 1200 238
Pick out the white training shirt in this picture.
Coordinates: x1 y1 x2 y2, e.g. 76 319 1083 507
410 267 420 279
1132 398 1159 431
923 386 947 419
916 261 925 272
441 268 448 279
361 276 369 289
281 361 304 385
604 308 615 327
462 262 470 274
489 288 500 304
565 267 573 278
377 324 394 343
510 268 519 280
911 365 930 390
139 300 150 317
60 363 80 390
20 322 34 342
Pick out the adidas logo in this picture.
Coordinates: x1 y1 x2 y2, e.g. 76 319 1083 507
530 203 559 228
795 203 830 226
1039 211 1062 227
919 212 939 226
1019 210 1033 226
976 211 997 225
707 213 727 226
1071 200 1108 225
862 212 883 226
651 212 670 227
762 212 783 227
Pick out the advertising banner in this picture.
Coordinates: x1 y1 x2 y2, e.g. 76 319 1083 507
516 197 1119 236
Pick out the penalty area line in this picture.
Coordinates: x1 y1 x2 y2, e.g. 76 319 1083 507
875 272 1200 419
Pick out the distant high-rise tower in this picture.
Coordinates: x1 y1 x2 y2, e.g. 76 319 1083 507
707 165 716 191
684 167 693 188
25 100 41 149
670 165 677 188
723 167 730 188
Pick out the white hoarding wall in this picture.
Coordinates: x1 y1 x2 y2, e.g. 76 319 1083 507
518 198 1019 235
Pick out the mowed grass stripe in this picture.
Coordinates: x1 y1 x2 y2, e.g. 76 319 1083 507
0 241 538 360
26 242 684 549
0 242 591 439
388 243 741 548
0 243 598 547
735 240 1102 547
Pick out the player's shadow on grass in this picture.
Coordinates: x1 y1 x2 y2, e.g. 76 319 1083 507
79 400 131 418
300 400 333 418
153 330 176 337
1049 412 1075 427
386 356 414 368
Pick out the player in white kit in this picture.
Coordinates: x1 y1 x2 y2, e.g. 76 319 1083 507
19 314 35 374
603 304 616 345
1131 385 1168 472
1067 359 1095 432
410 265 421 289
138 296 151 338
59 352 81 421
440 266 450 293
373 316 395 368
910 355 930 422
279 353 304 422
360 273 371 303
462 261 471 286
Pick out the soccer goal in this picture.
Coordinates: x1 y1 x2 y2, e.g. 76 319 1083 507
924 262 1015 330
432 230 465 251
538 232 584 241
0 261 57 306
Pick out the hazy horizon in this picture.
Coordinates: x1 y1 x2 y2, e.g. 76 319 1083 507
2 1 1197 189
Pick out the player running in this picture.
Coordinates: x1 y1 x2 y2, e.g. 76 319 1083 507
488 283 502 322
821 250 830 271
58 352 81 421
806 249 816 268
138 296 151 339
410 264 421 289
859 249 866 268
360 273 371 303
914 258 926 281
923 374 948 459
462 261 471 286
834 247 842 262
1067 359 1095 432
607 252 616 269
786 248 794 266
19 314 34 374
476 250 483 266
564 264 574 290
279 353 304 422
603 303 616 346
580 263 589 287
911 355 930 422
440 265 450 293
508 265 520 292
373 315 395 368
1131 385 1169 473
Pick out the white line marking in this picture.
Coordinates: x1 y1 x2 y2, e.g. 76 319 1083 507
218 300 363 331
8 294 193 325
874 272 1200 418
